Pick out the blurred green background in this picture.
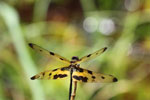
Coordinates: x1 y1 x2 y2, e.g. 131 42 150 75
0 0 150 100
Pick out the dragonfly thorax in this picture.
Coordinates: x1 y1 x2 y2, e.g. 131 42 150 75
70 64 80 70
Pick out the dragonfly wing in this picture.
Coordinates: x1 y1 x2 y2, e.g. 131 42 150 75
31 66 70 80
72 67 117 83
29 43 70 64
75 47 107 64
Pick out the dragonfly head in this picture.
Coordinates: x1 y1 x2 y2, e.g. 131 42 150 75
71 56 79 61
71 56 79 63
71 56 80 67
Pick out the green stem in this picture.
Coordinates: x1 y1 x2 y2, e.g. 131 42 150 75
0 2 46 100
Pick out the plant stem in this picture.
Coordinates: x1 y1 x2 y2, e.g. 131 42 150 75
71 81 77 100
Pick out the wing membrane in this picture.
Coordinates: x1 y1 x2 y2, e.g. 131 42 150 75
75 47 107 64
72 67 117 83
31 66 70 80
29 43 70 64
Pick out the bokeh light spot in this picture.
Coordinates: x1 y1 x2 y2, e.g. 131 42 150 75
83 17 98 33
124 0 140 11
98 18 115 36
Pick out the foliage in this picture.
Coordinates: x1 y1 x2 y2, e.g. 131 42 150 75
0 0 150 100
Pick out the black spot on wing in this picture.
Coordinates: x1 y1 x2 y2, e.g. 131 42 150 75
101 76 105 79
60 58 64 60
87 70 93 75
61 67 65 71
73 75 88 82
50 52 55 55
31 76 36 80
40 50 42 51
52 69 57 71
73 75 80 80
59 74 67 78
53 74 68 79
103 47 107 52
61 67 69 71
53 75 58 79
113 77 118 82
78 68 84 72
29 43 33 48
49 73 52 76
87 54 91 57
92 76 96 79
42 72 45 76
61 67 66 71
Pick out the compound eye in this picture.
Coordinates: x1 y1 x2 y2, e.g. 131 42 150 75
72 56 79 61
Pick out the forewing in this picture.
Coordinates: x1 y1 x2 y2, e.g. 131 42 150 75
29 43 70 64
72 67 117 83
75 47 107 64
31 67 70 80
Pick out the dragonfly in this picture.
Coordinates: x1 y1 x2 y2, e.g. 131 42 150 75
29 43 118 83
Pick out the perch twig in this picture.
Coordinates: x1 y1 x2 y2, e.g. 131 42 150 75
71 81 77 100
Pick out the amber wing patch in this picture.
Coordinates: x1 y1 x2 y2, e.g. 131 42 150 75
30 67 70 80
28 43 70 64
75 47 107 64
72 68 117 83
